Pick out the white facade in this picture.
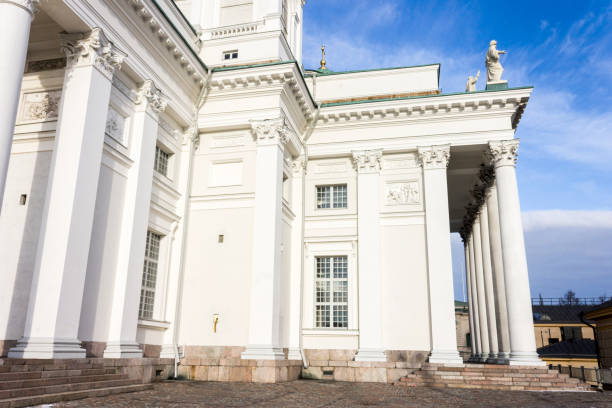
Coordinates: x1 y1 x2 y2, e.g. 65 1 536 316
0 0 542 369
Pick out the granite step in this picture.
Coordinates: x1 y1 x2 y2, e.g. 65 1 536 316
0 378 140 400
0 373 126 390
0 368 115 381
0 383 153 408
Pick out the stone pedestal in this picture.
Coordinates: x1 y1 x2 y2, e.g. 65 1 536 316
418 145 462 365
0 0 38 210
9 29 125 359
485 80 508 91
353 150 386 362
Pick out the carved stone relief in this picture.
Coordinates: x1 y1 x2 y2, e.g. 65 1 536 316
385 181 420 205
105 107 126 143
20 90 61 122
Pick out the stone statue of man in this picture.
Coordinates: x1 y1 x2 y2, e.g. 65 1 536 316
486 40 507 82
466 70 480 92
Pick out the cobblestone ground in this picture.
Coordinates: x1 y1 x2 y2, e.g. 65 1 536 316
47 380 612 408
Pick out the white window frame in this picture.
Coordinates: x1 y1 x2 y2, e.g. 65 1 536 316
316 184 347 209
154 145 171 177
314 255 349 328
139 230 162 320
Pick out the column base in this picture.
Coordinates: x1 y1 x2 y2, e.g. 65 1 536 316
103 341 143 358
428 349 463 365
478 352 491 363
486 352 499 364
287 347 302 361
508 351 546 366
8 337 86 359
160 344 179 359
241 345 285 360
496 351 510 364
354 348 386 362
468 354 481 363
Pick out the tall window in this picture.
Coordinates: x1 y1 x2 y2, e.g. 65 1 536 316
315 256 348 328
154 145 170 177
316 184 347 209
139 231 161 320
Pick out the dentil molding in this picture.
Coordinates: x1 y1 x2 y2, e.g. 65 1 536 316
417 145 451 170
61 28 126 81
488 139 519 168
137 80 168 113
2 0 39 15
352 149 383 174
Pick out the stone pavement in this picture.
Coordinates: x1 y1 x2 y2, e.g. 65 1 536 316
40 380 612 407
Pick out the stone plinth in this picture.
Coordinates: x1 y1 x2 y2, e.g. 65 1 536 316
485 80 509 91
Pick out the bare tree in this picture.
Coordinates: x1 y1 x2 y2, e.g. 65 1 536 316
560 290 578 305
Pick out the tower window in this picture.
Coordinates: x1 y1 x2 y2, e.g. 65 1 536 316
223 50 239 61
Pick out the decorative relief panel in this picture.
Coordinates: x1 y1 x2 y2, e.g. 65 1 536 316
385 181 420 206
105 107 126 144
20 90 61 122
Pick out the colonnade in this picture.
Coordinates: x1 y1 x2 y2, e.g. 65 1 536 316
461 140 544 366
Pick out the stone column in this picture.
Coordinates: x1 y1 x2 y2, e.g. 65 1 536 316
241 118 291 360
0 0 38 210
104 81 167 358
287 156 306 360
486 180 511 362
353 149 386 362
468 234 482 360
472 215 490 362
9 28 125 358
160 129 197 358
479 203 500 362
418 145 462 365
488 140 543 366
464 240 477 360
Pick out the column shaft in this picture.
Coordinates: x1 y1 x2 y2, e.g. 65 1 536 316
473 216 490 361
468 235 482 359
353 150 386 362
0 1 37 209
104 81 166 358
489 140 543 366
9 29 124 358
241 118 288 360
486 181 511 361
464 243 476 360
287 157 305 360
419 145 462 364
479 203 499 362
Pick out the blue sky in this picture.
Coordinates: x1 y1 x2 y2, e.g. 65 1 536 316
302 0 612 300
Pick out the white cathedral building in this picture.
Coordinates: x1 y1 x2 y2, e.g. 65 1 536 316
0 0 543 383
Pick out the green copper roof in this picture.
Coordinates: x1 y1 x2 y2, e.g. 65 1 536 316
320 86 534 108
304 63 441 77
211 60 299 72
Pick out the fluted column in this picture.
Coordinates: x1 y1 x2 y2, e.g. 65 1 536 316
9 28 125 358
241 117 292 360
104 81 167 358
488 140 543 366
472 215 490 362
419 145 462 364
353 149 386 362
468 234 482 360
479 203 499 362
464 240 476 360
0 0 39 210
486 180 511 362
287 156 306 360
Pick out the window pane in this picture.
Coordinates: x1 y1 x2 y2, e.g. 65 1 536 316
316 281 330 303
333 256 348 279
333 280 348 303
139 231 162 320
154 146 169 177
316 256 330 278
316 305 330 328
316 185 331 209
333 184 347 208
333 305 348 328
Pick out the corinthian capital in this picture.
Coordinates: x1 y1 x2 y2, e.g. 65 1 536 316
250 117 292 147
352 149 383 174
417 144 451 169
488 139 519 168
61 28 126 80
5 0 39 15
137 80 168 113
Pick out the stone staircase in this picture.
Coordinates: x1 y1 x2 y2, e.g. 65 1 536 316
0 359 153 408
396 363 592 391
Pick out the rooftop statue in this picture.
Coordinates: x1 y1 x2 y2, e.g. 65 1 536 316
486 40 507 82
466 70 480 92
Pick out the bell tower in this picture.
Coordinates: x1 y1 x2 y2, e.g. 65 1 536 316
176 0 305 67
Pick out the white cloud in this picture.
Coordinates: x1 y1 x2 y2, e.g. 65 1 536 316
522 210 612 230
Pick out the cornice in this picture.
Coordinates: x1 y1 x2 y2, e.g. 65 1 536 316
208 64 316 122
127 0 205 86
317 89 531 127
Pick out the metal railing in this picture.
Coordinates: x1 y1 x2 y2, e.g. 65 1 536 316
532 297 610 306
549 364 612 388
